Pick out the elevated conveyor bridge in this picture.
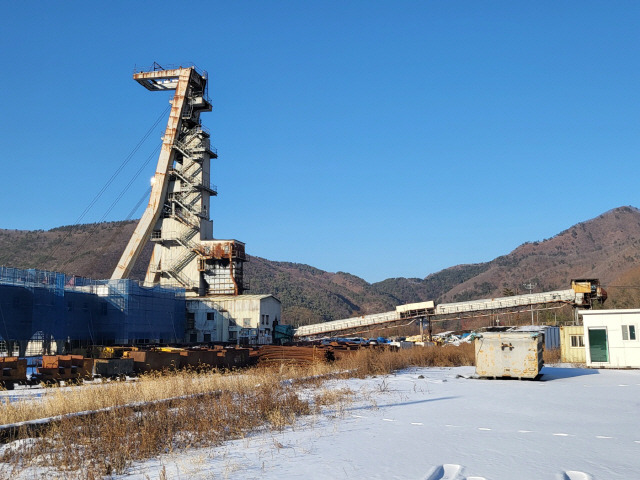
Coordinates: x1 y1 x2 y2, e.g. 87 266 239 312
293 279 607 339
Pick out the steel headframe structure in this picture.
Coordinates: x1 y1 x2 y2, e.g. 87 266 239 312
112 64 247 297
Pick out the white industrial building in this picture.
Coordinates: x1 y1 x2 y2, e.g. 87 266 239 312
579 309 640 368
187 295 281 345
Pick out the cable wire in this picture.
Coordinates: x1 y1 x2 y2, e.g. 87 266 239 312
43 105 170 268
58 141 162 270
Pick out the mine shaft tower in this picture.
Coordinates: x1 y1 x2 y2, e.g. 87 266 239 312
112 63 247 296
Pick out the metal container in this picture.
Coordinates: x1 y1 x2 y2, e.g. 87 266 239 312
0 357 27 389
218 348 250 369
560 325 586 363
129 351 181 373
93 358 135 378
474 332 544 379
179 350 220 369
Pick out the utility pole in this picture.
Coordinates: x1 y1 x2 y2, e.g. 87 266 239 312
523 282 537 325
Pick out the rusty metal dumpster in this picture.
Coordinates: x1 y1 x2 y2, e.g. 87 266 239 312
474 332 544 379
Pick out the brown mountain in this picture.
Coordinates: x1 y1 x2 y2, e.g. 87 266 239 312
2 206 640 326
437 206 640 303
0 221 152 280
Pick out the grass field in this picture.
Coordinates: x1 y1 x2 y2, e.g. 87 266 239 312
0 342 563 478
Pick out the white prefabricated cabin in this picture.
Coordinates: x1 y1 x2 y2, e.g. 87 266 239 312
579 309 640 368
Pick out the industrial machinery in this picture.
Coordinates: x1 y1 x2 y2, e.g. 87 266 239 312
294 279 607 339
273 324 295 345
112 63 247 296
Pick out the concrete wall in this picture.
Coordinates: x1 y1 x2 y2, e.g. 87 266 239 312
580 309 640 368
186 300 227 343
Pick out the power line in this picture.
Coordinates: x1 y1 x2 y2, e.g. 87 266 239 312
58 142 162 270
87 186 153 268
125 186 153 221
70 105 169 226
43 106 170 269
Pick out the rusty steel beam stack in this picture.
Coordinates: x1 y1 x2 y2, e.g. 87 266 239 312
256 342 378 365
37 355 94 383
0 357 27 390
256 345 333 365
125 347 252 373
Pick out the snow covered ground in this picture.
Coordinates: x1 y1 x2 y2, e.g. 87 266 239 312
3 365 639 479
112 365 639 480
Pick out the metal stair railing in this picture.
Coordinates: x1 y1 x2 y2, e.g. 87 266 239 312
165 250 198 287
173 139 194 158
166 267 192 288
168 191 197 215
169 168 196 190
170 167 212 194
172 206 200 229
184 164 203 181
176 227 199 249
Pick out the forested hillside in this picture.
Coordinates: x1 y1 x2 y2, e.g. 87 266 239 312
2 206 640 326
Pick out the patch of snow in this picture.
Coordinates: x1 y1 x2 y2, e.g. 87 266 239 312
5 365 640 479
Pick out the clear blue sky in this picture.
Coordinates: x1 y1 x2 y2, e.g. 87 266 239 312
1 1 638 283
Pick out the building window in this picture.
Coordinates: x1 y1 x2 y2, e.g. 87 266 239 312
207 312 215 321
570 335 584 348
622 325 637 341
186 312 195 330
203 333 211 342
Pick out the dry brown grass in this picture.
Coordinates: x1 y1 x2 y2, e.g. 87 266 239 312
336 343 475 377
0 368 323 478
0 364 333 426
0 343 475 478
543 348 561 364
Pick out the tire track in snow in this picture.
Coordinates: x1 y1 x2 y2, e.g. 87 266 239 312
348 413 638 446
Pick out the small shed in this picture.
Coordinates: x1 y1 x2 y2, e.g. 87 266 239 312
560 325 586 363
474 331 544 379
579 309 640 368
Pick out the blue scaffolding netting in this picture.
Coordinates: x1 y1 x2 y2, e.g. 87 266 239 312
0 266 185 352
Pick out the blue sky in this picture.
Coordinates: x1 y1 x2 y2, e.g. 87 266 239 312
1 1 638 282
